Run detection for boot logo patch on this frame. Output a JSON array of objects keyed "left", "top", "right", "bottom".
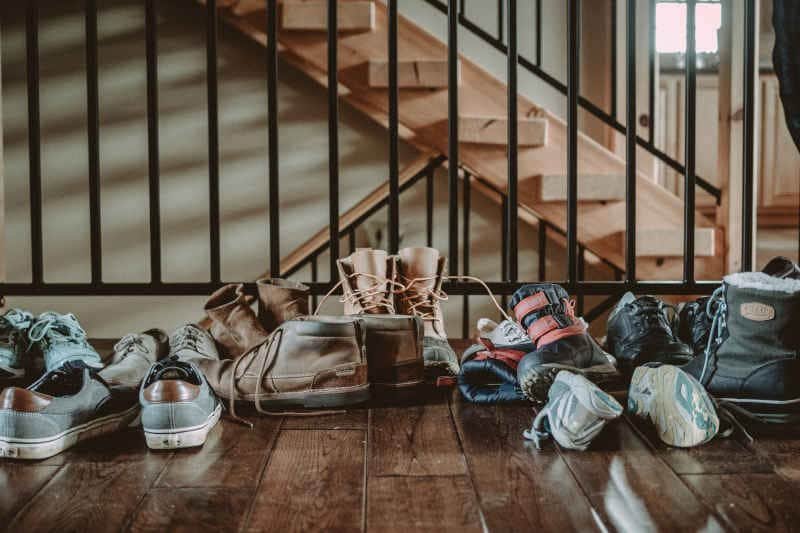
[{"left": 740, "top": 302, "right": 775, "bottom": 322}]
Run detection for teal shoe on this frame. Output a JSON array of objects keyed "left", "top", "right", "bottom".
[
  {"left": 28, "top": 312, "right": 103, "bottom": 371},
  {"left": 0, "top": 309, "right": 34, "bottom": 380}
]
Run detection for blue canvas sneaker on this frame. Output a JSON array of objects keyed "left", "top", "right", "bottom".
[
  {"left": 28, "top": 312, "right": 103, "bottom": 371},
  {"left": 0, "top": 309, "right": 34, "bottom": 380}
]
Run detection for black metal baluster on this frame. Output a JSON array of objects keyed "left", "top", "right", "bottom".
[
  {"left": 207, "top": 0, "right": 221, "bottom": 284},
  {"left": 648, "top": 0, "right": 656, "bottom": 144},
  {"left": 462, "top": 172, "right": 471, "bottom": 338},
  {"left": 501, "top": 195, "right": 508, "bottom": 280},
  {"left": 311, "top": 255, "right": 318, "bottom": 309},
  {"left": 577, "top": 246, "right": 585, "bottom": 315},
  {"left": 567, "top": 0, "right": 580, "bottom": 286},
  {"left": 349, "top": 228, "right": 356, "bottom": 254},
  {"left": 610, "top": 0, "right": 617, "bottom": 120},
  {"left": 535, "top": 0, "right": 542, "bottom": 67},
  {"left": 507, "top": 0, "right": 518, "bottom": 282},
  {"left": 538, "top": 221, "right": 546, "bottom": 281},
  {"left": 388, "top": 0, "right": 399, "bottom": 253},
  {"left": 448, "top": 0, "right": 459, "bottom": 273},
  {"left": 26, "top": 0, "right": 43, "bottom": 285},
  {"left": 741, "top": 0, "right": 756, "bottom": 271},
  {"left": 328, "top": 0, "right": 340, "bottom": 278},
  {"left": 497, "top": 0, "right": 504, "bottom": 43},
  {"left": 268, "top": 0, "right": 280, "bottom": 277},
  {"left": 683, "top": 0, "right": 696, "bottom": 283},
  {"left": 145, "top": 0, "right": 161, "bottom": 284},
  {"left": 625, "top": 0, "right": 636, "bottom": 283},
  {"left": 85, "top": 0, "right": 101, "bottom": 285}
]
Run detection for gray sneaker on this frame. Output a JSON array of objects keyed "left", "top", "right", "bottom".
[
  {"left": 139, "top": 325, "right": 222, "bottom": 450},
  {"left": 524, "top": 370, "right": 623, "bottom": 451},
  {"left": 28, "top": 312, "right": 103, "bottom": 371},
  {"left": 0, "top": 361, "right": 140, "bottom": 460},
  {"left": 0, "top": 309, "right": 34, "bottom": 381},
  {"left": 99, "top": 329, "right": 168, "bottom": 389}
]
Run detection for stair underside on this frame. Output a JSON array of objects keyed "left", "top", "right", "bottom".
[{"left": 218, "top": 0, "right": 723, "bottom": 280}]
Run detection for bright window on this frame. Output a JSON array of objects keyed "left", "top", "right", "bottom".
[{"left": 656, "top": 1, "right": 722, "bottom": 54}]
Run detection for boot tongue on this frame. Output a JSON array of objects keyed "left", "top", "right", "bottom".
[
  {"left": 399, "top": 247, "right": 440, "bottom": 289},
  {"left": 352, "top": 249, "right": 389, "bottom": 311}
]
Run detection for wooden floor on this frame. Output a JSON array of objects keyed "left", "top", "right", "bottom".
[{"left": 2, "top": 339, "right": 800, "bottom": 532}]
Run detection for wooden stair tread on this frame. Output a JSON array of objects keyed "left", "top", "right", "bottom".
[{"left": 212, "top": 0, "right": 722, "bottom": 279}]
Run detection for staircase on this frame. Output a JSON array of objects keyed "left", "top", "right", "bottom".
[{"left": 208, "top": 0, "right": 723, "bottom": 280}]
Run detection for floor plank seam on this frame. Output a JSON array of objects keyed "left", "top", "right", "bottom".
[
  {"left": 5, "top": 463, "right": 66, "bottom": 529},
  {"left": 445, "top": 391, "right": 490, "bottom": 533},
  {"left": 238, "top": 415, "right": 286, "bottom": 533},
  {"left": 122, "top": 452, "right": 175, "bottom": 532}
]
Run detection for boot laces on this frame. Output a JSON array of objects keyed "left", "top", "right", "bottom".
[
  {"left": 699, "top": 286, "right": 727, "bottom": 383},
  {"left": 397, "top": 274, "right": 511, "bottom": 325},
  {"left": 342, "top": 273, "right": 404, "bottom": 313},
  {"left": 28, "top": 312, "right": 88, "bottom": 348},
  {"left": 225, "top": 328, "right": 344, "bottom": 428},
  {"left": 0, "top": 309, "right": 32, "bottom": 348}
]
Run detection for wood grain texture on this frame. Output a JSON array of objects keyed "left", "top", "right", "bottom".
[
  {"left": 367, "top": 476, "right": 482, "bottom": 533},
  {"left": 559, "top": 418, "right": 725, "bottom": 531},
  {"left": 458, "top": 117, "right": 547, "bottom": 147},
  {"left": 367, "top": 59, "right": 454, "bottom": 89},
  {"left": 451, "top": 398, "right": 598, "bottom": 532},
  {"left": 130, "top": 488, "right": 253, "bottom": 532},
  {"left": 155, "top": 413, "right": 280, "bottom": 488},
  {"left": 281, "top": 1, "right": 375, "bottom": 31},
  {"left": 281, "top": 408, "right": 367, "bottom": 429},
  {"left": 245, "top": 429, "right": 364, "bottom": 532},
  {"left": 8, "top": 461, "right": 165, "bottom": 532},
  {"left": 683, "top": 473, "right": 800, "bottom": 532},
  {"left": 370, "top": 388, "right": 467, "bottom": 476},
  {"left": 0, "top": 464, "right": 60, "bottom": 524}
]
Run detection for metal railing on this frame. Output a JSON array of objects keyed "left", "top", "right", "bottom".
[{"left": 1, "top": 0, "right": 763, "bottom": 325}]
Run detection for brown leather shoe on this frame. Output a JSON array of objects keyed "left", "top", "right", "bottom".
[
  {"left": 395, "top": 247, "right": 459, "bottom": 378},
  {"left": 256, "top": 278, "right": 310, "bottom": 332},
  {"left": 335, "top": 249, "right": 424, "bottom": 389},
  {"left": 198, "top": 317, "right": 370, "bottom": 413},
  {"left": 204, "top": 284, "right": 269, "bottom": 359}
]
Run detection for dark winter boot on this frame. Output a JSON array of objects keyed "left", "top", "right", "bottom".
[
  {"left": 606, "top": 292, "right": 693, "bottom": 374},
  {"left": 511, "top": 283, "right": 619, "bottom": 404},
  {"left": 762, "top": 256, "right": 800, "bottom": 280},
  {"left": 683, "top": 272, "right": 800, "bottom": 425}
]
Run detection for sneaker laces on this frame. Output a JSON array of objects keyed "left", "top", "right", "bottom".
[
  {"left": 699, "top": 286, "right": 727, "bottom": 384},
  {"left": 112, "top": 334, "right": 152, "bottom": 364},
  {"left": 28, "top": 312, "right": 88, "bottom": 348},
  {"left": 225, "top": 328, "right": 344, "bottom": 428},
  {"left": 0, "top": 309, "right": 32, "bottom": 348},
  {"left": 171, "top": 325, "right": 212, "bottom": 359}
]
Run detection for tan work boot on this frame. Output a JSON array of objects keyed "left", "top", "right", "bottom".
[
  {"left": 198, "top": 317, "right": 370, "bottom": 417},
  {"left": 395, "top": 247, "right": 459, "bottom": 378},
  {"left": 256, "top": 278, "right": 310, "bottom": 332},
  {"left": 204, "top": 284, "right": 269, "bottom": 359},
  {"left": 335, "top": 249, "right": 424, "bottom": 389}
]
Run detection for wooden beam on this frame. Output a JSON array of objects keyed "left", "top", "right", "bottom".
[
  {"left": 636, "top": 228, "right": 716, "bottom": 257},
  {"left": 458, "top": 117, "right": 547, "bottom": 146},
  {"left": 281, "top": 1, "right": 375, "bottom": 32},
  {"left": 367, "top": 59, "right": 455, "bottom": 89},
  {"left": 537, "top": 174, "right": 625, "bottom": 202}
]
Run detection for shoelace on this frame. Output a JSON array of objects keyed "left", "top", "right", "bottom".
[
  {"left": 497, "top": 320, "right": 528, "bottom": 345},
  {"left": 171, "top": 326, "right": 211, "bottom": 358},
  {"left": 699, "top": 286, "right": 727, "bottom": 384},
  {"left": 0, "top": 310, "right": 32, "bottom": 349},
  {"left": 112, "top": 334, "right": 152, "bottom": 364},
  {"left": 315, "top": 273, "right": 406, "bottom": 315},
  {"left": 225, "top": 328, "right": 343, "bottom": 428},
  {"left": 28, "top": 312, "right": 88, "bottom": 347},
  {"left": 399, "top": 274, "right": 511, "bottom": 321}
]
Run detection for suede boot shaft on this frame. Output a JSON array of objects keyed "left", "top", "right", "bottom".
[
  {"left": 256, "top": 278, "right": 310, "bottom": 332},
  {"left": 204, "top": 284, "right": 269, "bottom": 358}
]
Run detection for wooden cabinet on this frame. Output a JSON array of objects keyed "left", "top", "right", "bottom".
[{"left": 760, "top": 76, "right": 800, "bottom": 208}]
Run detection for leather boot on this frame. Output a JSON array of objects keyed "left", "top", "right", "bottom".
[
  {"left": 336, "top": 249, "right": 424, "bottom": 389},
  {"left": 683, "top": 272, "right": 800, "bottom": 425},
  {"left": 256, "top": 278, "right": 310, "bottom": 332},
  {"left": 511, "top": 283, "right": 619, "bottom": 404},
  {"left": 395, "top": 247, "right": 458, "bottom": 379},
  {"left": 204, "top": 284, "right": 269, "bottom": 359},
  {"left": 198, "top": 317, "right": 370, "bottom": 414}
]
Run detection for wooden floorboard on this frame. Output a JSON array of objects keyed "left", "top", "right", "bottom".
[{"left": 3, "top": 339, "right": 800, "bottom": 531}]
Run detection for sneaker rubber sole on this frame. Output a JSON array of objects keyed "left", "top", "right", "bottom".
[
  {"left": 628, "top": 365, "right": 719, "bottom": 447},
  {"left": 519, "top": 362, "right": 619, "bottom": 404},
  {"left": 0, "top": 404, "right": 140, "bottom": 460},
  {"left": 144, "top": 403, "right": 222, "bottom": 450}
]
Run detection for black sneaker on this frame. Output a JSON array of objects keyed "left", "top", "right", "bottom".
[
  {"left": 605, "top": 292, "right": 693, "bottom": 375},
  {"left": 675, "top": 296, "right": 716, "bottom": 357}
]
